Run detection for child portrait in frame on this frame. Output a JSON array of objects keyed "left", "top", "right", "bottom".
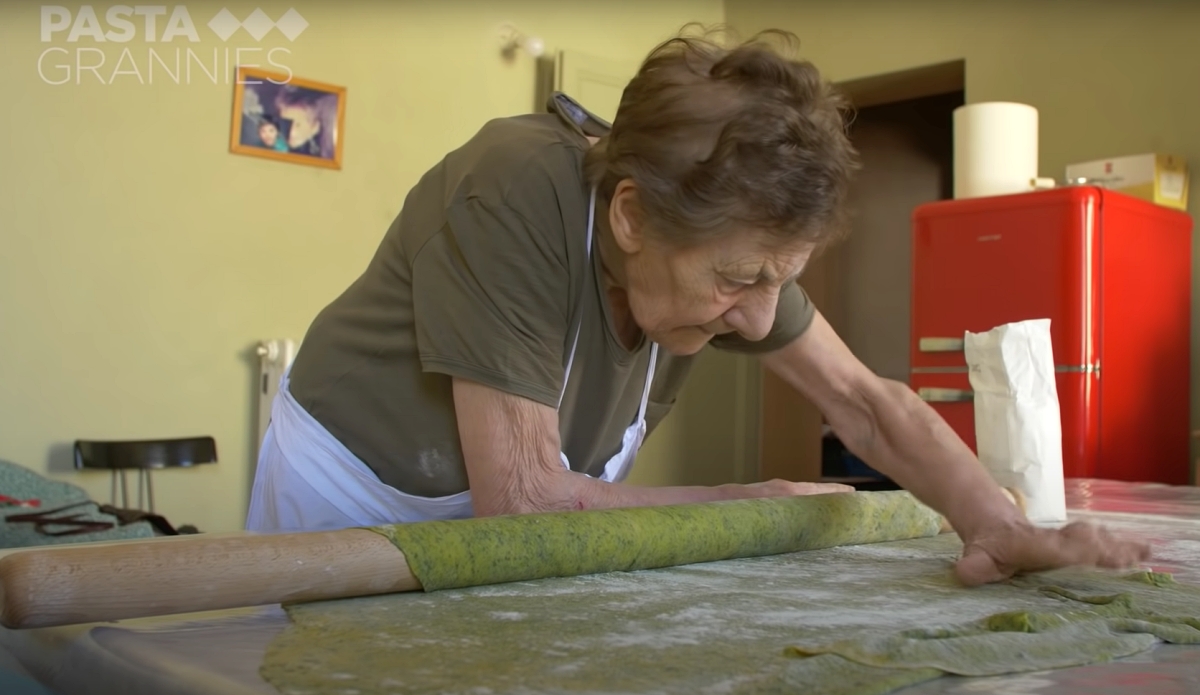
[{"left": 230, "top": 67, "right": 346, "bottom": 170}]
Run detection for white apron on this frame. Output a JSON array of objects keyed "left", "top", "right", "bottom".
[{"left": 245, "top": 188, "right": 660, "bottom": 533}]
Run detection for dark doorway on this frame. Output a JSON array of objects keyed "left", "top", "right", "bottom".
[{"left": 760, "top": 77, "right": 963, "bottom": 489}]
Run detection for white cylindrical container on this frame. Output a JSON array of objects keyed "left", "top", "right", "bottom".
[{"left": 953, "top": 102, "right": 1043, "bottom": 199}]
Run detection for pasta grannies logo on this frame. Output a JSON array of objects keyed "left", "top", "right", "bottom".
[{"left": 37, "top": 5, "right": 309, "bottom": 85}]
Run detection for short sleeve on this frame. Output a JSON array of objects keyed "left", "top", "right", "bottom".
[
  {"left": 412, "top": 196, "right": 571, "bottom": 407},
  {"left": 709, "top": 281, "right": 816, "bottom": 354}
]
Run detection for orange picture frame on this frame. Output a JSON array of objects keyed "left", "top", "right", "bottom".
[{"left": 229, "top": 66, "right": 346, "bottom": 170}]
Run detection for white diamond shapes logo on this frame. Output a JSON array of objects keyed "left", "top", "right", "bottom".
[
  {"left": 207, "top": 9, "right": 241, "bottom": 41},
  {"left": 207, "top": 8, "right": 309, "bottom": 42},
  {"left": 275, "top": 9, "right": 309, "bottom": 41},
  {"left": 240, "top": 9, "right": 275, "bottom": 41}
]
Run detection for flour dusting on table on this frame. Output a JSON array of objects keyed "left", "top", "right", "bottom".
[{"left": 260, "top": 530, "right": 1200, "bottom": 695}]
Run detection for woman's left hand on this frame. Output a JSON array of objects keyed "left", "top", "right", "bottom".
[{"left": 955, "top": 519, "right": 1152, "bottom": 586}]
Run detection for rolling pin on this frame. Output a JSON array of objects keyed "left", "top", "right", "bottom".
[
  {"left": 0, "top": 529, "right": 417, "bottom": 629},
  {"left": 0, "top": 489, "right": 1025, "bottom": 630}
]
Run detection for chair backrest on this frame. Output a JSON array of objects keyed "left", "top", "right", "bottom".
[{"left": 73, "top": 437, "right": 218, "bottom": 470}]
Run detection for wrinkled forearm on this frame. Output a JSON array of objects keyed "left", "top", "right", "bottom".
[
  {"left": 758, "top": 315, "right": 1023, "bottom": 543},
  {"left": 841, "top": 378, "right": 1022, "bottom": 541},
  {"left": 472, "top": 463, "right": 580, "bottom": 517},
  {"left": 571, "top": 475, "right": 756, "bottom": 510},
  {"left": 453, "top": 375, "right": 830, "bottom": 520},
  {"left": 475, "top": 467, "right": 796, "bottom": 517},
  {"left": 469, "top": 460, "right": 725, "bottom": 517}
]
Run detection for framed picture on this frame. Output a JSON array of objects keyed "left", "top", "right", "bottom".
[{"left": 229, "top": 66, "right": 346, "bottom": 170}]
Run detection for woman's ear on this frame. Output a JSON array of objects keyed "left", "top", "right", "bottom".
[{"left": 608, "top": 180, "right": 645, "bottom": 254}]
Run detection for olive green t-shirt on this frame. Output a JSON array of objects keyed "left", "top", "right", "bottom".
[{"left": 287, "top": 93, "right": 817, "bottom": 497}]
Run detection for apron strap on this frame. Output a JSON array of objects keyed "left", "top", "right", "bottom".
[
  {"left": 560, "top": 185, "right": 660, "bottom": 426},
  {"left": 636, "top": 343, "right": 659, "bottom": 423}
]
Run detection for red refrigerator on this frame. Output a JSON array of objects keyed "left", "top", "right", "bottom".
[{"left": 910, "top": 186, "right": 1192, "bottom": 485}]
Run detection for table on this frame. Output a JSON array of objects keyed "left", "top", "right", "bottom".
[
  {"left": 1, "top": 479, "right": 1198, "bottom": 695},
  {"left": 901, "top": 479, "right": 1200, "bottom": 695}
]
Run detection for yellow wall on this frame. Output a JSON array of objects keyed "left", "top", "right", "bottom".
[
  {"left": 728, "top": 0, "right": 1200, "bottom": 474},
  {"left": 9, "top": 0, "right": 1192, "bottom": 536},
  {"left": 0, "top": 0, "right": 722, "bottom": 532}
]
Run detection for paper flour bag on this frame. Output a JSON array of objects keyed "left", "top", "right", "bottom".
[{"left": 963, "top": 319, "right": 1067, "bottom": 524}]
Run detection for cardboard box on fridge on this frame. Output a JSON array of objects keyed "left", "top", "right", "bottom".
[{"left": 1066, "top": 153, "right": 1189, "bottom": 210}]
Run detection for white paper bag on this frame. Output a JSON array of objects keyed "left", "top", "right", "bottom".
[{"left": 963, "top": 319, "right": 1067, "bottom": 524}]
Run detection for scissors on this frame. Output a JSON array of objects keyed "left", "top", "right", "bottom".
[{"left": 6, "top": 501, "right": 115, "bottom": 537}]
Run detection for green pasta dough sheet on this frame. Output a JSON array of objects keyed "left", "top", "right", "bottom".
[
  {"left": 259, "top": 496, "right": 1200, "bottom": 695},
  {"left": 747, "top": 655, "right": 944, "bottom": 695},
  {"left": 783, "top": 570, "right": 1200, "bottom": 686},
  {"left": 369, "top": 490, "right": 944, "bottom": 591}
]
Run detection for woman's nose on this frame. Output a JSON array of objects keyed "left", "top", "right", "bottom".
[{"left": 725, "top": 295, "right": 777, "bottom": 342}]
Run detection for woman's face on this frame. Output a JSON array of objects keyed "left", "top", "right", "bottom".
[{"left": 607, "top": 184, "right": 814, "bottom": 356}]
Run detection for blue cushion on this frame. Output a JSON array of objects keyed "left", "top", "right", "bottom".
[{"left": 0, "top": 459, "right": 156, "bottom": 548}]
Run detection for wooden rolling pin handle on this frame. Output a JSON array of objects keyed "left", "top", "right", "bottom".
[{"left": 0, "top": 529, "right": 421, "bottom": 630}]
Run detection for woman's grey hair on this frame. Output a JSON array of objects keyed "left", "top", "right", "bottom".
[{"left": 584, "top": 25, "right": 860, "bottom": 248}]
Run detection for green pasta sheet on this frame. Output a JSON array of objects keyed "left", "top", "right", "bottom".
[
  {"left": 739, "top": 655, "right": 944, "bottom": 695},
  {"left": 784, "top": 570, "right": 1200, "bottom": 682},
  {"left": 368, "top": 490, "right": 944, "bottom": 591},
  {"left": 259, "top": 530, "right": 1200, "bottom": 695}
]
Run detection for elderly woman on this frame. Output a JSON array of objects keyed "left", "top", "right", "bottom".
[{"left": 247, "top": 30, "right": 1148, "bottom": 586}]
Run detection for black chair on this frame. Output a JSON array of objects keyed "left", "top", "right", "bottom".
[{"left": 73, "top": 437, "right": 218, "bottom": 513}]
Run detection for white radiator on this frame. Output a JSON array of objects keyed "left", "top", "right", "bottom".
[{"left": 254, "top": 338, "right": 297, "bottom": 460}]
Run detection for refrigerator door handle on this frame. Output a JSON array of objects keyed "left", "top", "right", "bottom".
[
  {"left": 917, "top": 387, "right": 974, "bottom": 403},
  {"left": 918, "top": 337, "right": 965, "bottom": 353}
]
